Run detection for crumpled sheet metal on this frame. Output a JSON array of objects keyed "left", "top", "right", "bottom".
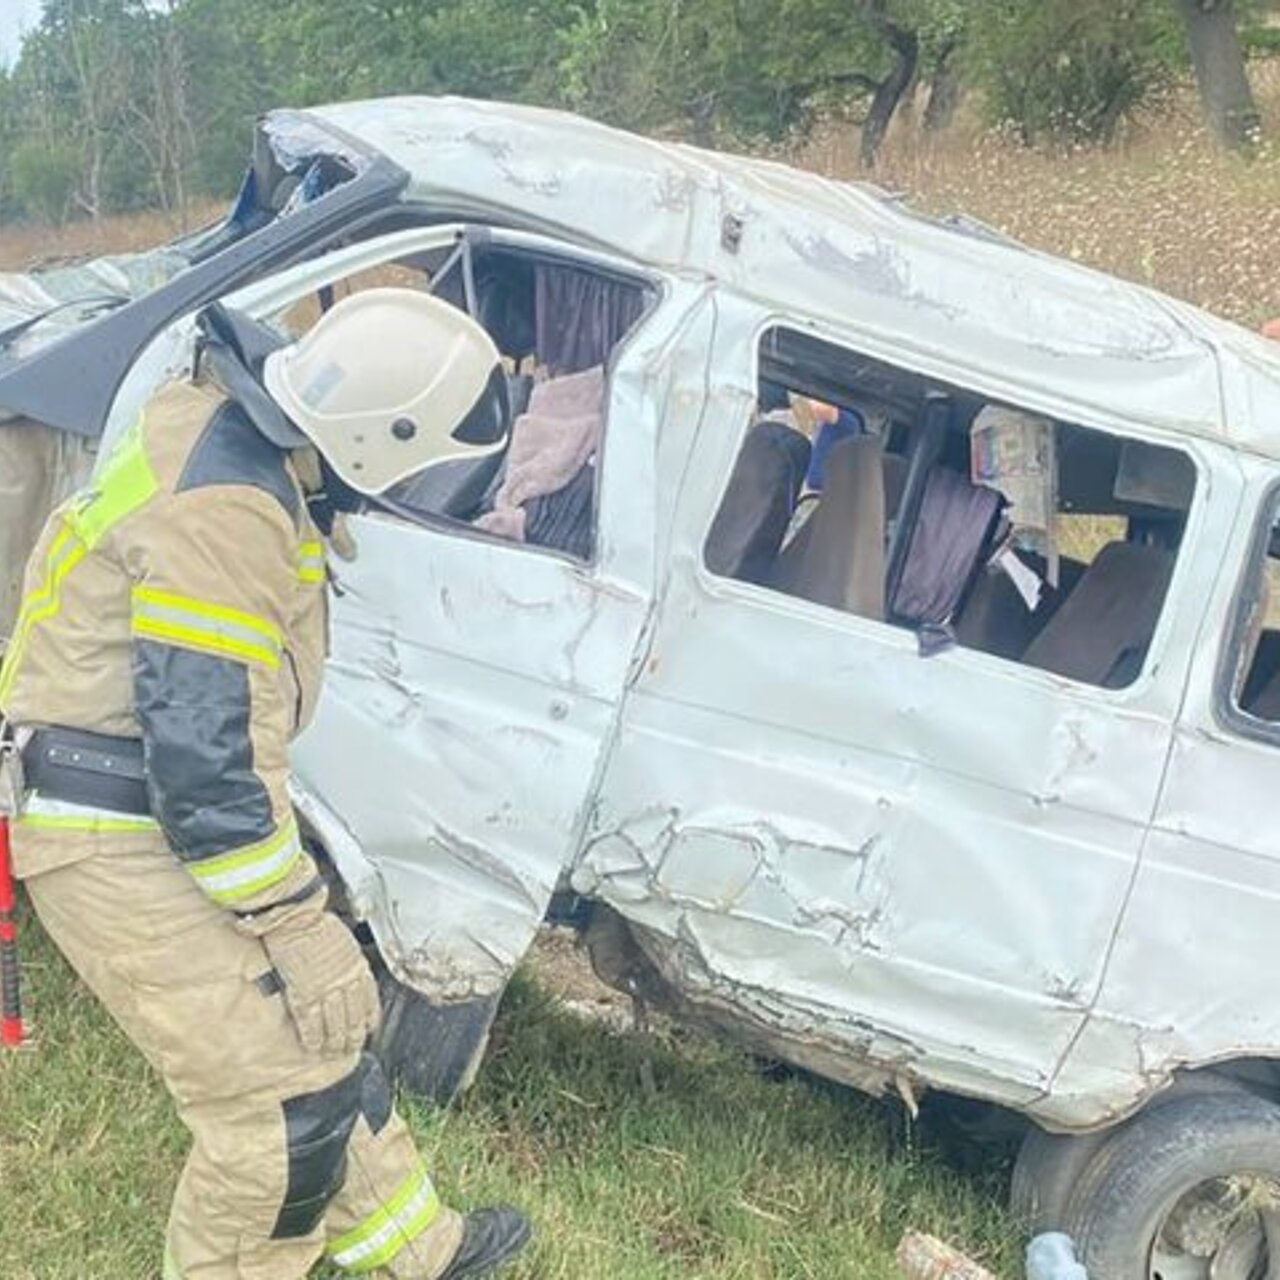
[
  {"left": 292, "top": 521, "right": 639, "bottom": 1000},
  {"left": 1037, "top": 455, "right": 1280, "bottom": 1130},
  {"left": 574, "top": 287, "right": 1245, "bottom": 1131},
  {"left": 288, "top": 280, "right": 712, "bottom": 1003},
  {"left": 0, "top": 248, "right": 188, "bottom": 389},
  {"left": 302, "top": 95, "right": 1276, "bottom": 455},
  {"left": 264, "top": 110, "right": 372, "bottom": 180}
]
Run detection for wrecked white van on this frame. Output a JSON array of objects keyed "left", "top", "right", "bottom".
[{"left": 4, "top": 98, "right": 1280, "bottom": 1277}]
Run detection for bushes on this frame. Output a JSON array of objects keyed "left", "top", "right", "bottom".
[
  {"left": 8, "top": 138, "right": 81, "bottom": 226},
  {"left": 0, "top": 0, "right": 1269, "bottom": 226},
  {"left": 966, "top": 0, "right": 1183, "bottom": 144}
]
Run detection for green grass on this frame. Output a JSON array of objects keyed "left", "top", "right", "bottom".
[{"left": 0, "top": 908, "right": 1023, "bottom": 1279}]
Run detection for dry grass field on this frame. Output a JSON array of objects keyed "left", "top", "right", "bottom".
[
  {"left": 799, "top": 64, "right": 1280, "bottom": 330},
  {"left": 4, "top": 71, "right": 1280, "bottom": 332}
]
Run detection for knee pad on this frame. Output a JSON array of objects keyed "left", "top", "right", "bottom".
[{"left": 272, "top": 1052, "right": 385, "bottom": 1239}]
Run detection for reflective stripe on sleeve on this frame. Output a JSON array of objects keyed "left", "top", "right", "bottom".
[
  {"left": 132, "top": 586, "right": 282, "bottom": 669},
  {"left": 297, "top": 540, "right": 326, "bottom": 585},
  {"left": 328, "top": 1163, "right": 442, "bottom": 1273},
  {"left": 0, "top": 524, "right": 88, "bottom": 703},
  {"left": 64, "top": 418, "right": 158, "bottom": 550},
  {"left": 186, "top": 818, "right": 303, "bottom": 906},
  {"left": 0, "top": 418, "right": 157, "bottom": 703},
  {"left": 18, "top": 794, "right": 158, "bottom": 835}
]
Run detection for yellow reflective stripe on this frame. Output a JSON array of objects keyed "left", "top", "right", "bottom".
[
  {"left": 163, "top": 1245, "right": 183, "bottom": 1280},
  {"left": 64, "top": 417, "right": 157, "bottom": 550},
  {"left": 18, "top": 814, "right": 158, "bottom": 834},
  {"left": 18, "top": 796, "right": 158, "bottom": 835},
  {"left": 0, "top": 419, "right": 156, "bottom": 702},
  {"left": 132, "top": 586, "right": 282, "bottom": 669},
  {"left": 187, "top": 819, "right": 302, "bottom": 905},
  {"left": 329, "top": 1164, "right": 442, "bottom": 1273},
  {"left": 297, "top": 541, "right": 326, "bottom": 584},
  {"left": 0, "top": 524, "right": 88, "bottom": 703}
]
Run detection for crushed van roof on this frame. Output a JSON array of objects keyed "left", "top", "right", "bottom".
[{"left": 305, "top": 95, "right": 1280, "bottom": 460}]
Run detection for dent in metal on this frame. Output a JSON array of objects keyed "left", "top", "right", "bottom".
[{"left": 6, "top": 96, "right": 1280, "bottom": 1133}]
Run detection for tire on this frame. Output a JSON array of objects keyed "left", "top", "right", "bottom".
[
  {"left": 1011, "top": 1126, "right": 1113, "bottom": 1232},
  {"left": 1011, "top": 1074, "right": 1252, "bottom": 1232},
  {"left": 1061, "top": 1092, "right": 1280, "bottom": 1280},
  {"left": 373, "top": 971, "right": 502, "bottom": 1105}
]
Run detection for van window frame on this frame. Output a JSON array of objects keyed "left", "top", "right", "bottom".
[
  {"left": 1216, "top": 478, "right": 1280, "bottom": 746},
  {"left": 244, "top": 222, "right": 662, "bottom": 572},
  {"left": 695, "top": 315, "right": 1204, "bottom": 700}
]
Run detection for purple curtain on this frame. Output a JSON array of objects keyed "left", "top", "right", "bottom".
[{"left": 534, "top": 263, "right": 645, "bottom": 374}]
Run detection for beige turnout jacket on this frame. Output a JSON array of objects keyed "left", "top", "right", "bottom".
[{"left": 0, "top": 378, "right": 328, "bottom": 908}]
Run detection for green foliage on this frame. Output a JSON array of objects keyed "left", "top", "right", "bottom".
[
  {"left": 1242, "top": 23, "right": 1280, "bottom": 57},
  {"left": 0, "top": 0, "right": 1263, "bottom": 222},
  {"left": 8, "top": 137, "right": 81, "bottom": 225},
  {"left": 175, "top": 0, "right": 281, "bottom": 197},
  {"left": 965, "top": 0, "right": 1183, "bottom": 143}
]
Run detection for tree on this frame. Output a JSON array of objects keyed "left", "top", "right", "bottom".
[
  {"left": 37, "top": 0, "right": 143, "bottom": 219},
  {"left": 1175, "top": 0, "right": 1262, "bottom": 149},
  {"left": 858, "top": 1, "right": 920, "bottom": 166},
  {"left": 967, "top": 0, "right": 1180, "bottom": 145},
  {"left": 9, "top": 137, "right": 80, "bottom": 224}
]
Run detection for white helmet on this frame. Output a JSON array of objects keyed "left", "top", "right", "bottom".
[{"left": 262, "top": 287, "right": 507, "bottom": 495}]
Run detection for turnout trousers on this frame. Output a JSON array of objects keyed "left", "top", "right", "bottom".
[{"left": 17, "top": 822, "right": 465, "bottom": 1280}]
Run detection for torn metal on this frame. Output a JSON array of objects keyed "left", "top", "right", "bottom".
[{"left": 2, "top": 97, "right": 1280, "bottom": 1135}]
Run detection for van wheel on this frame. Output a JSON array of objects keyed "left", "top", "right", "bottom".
[
  {"left": 1011, "top": 1126, "right": 1113, "bottom": 1230},
  {"left": 1061, "top": 1093, "right": 1280, "bottom": 1280},
  {"left": 1011, "top": 1076, "right": 1250, "bottom": 1230}
]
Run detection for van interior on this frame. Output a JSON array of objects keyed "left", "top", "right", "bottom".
[
  {"left": 705, "top": 326, "right": 1197, "bottom": 691},
  {"left": 269, "top": 233, "right": 651, "bottom": 563}
]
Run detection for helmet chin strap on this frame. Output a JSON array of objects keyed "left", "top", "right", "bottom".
[{"left": 303, "top": 452, "right": 366, "bottom": 533}]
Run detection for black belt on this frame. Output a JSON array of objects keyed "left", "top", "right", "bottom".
[{"left": 22, "top": 726, "right": 150, "bottom": 817}]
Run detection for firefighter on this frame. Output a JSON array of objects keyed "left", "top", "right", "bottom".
[{"left": 0, "top": 288, "right": 530, "bottom": 1279}]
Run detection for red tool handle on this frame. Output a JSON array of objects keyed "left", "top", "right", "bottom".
[{"left": 0, "top": 816, "right": 24, "bottom": 1047}]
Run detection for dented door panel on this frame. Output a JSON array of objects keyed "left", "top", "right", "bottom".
[
  {"left": 291, "top": 276, "right": 716, "bottom": 1000},
  {"left": 1056, "top": 451, "right": 1266, "bottom": 1129},
  {"left": 579, "top": 292, "right": 1206, "bottom": 1115}
]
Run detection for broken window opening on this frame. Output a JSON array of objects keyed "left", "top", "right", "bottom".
[
  {"left": 704, "top": 326, "right": 1196, "bottom": 691},
  {"left": 270, "top": 238, "right": 651, "bottom": 564},
  {"left": 1224, "top": 493, "right": 1280, "bottom": 731}
]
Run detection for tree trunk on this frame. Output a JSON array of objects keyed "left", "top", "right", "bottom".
[
  {"left": 1175, "top": 0, "right": 1261, "bottom": 149},
  {"left": 860, "top": 15, "right": 919, "bottom": 168},
  {"left": 923, "top": 40, "right": 962, "bottom": 133},
  {"left": 687, "top": 91, "right": 716, "bottom": 148}
]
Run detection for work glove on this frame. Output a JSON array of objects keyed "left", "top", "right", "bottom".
[{"left": 258, "top": 909, "right": 381, "bottom": 1056}]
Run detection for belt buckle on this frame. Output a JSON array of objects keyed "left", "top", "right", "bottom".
[{"left": 0, "top": 723, "right": 27, "bottom": 819}]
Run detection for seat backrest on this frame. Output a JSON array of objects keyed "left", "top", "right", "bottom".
[
  {"left": 705, "top": 420, "right": 811, "bottom": 585},
  {"left": 1022, "top": 541, "right": 1175, "bottom": 688},
  {"left": 770, "top": 434, "right": 888, "bottom": 619},
  {"left": 954, "top": 555, "right": 1087, "bottom": 662}
]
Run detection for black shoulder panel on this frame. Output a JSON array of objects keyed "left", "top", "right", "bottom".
[{"left": 177, "top": 400, "right": 299, "bottom": 523}]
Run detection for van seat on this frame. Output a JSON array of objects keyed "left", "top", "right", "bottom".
[
  {"left": 771, "top": 435, "right": 888, "bottom": 619},
  {"left": 705, "top": 420, "right": 811, "bottom": 586},
  {"left": 955, "top": 556, "right": 1087, "bottom": 662},
  {"left": 1022, "top": 541, "right": 1175, "bottom": 688}
]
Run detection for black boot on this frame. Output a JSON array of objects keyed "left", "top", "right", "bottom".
[{"left": 437, "top": 1206, "right": 531, "bottom": 1279}]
